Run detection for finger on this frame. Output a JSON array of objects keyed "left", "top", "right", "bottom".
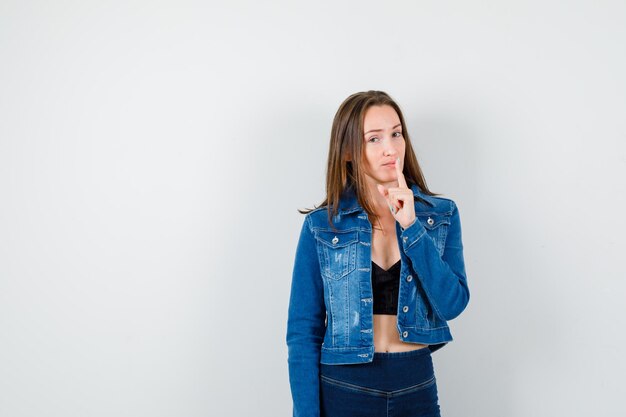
[
  {"left": 393, "top": 195, "right": 403, "bottom": 210},
  {"left": 395, "top": 157, "right": 408, "bottom": 189},
  {"left": 378, "top": 184, "right": 398, "bottom": 215},
  {"left": 387, "top": 189, "right": 400, "bottom": 206},
  {"left": 388, "top": 195, "right": 402, "bottom": 213},
  {"left": 388, "top": 188, "right": 412, "bottom": 208}
]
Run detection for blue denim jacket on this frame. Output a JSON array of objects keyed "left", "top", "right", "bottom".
[{"left": 286, "top": 183, "right": 469, "bottom": 417}]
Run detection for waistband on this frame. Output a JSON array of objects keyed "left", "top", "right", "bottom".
[
  {"left": 320, "top": 347, "right": 434, "bottom": 392},
  {"left": 372, "top": 347, "right": 431, "bottom": 360}
]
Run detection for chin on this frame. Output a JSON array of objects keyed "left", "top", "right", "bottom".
[{"left": 379, "top": 174, "right": 397, "bottom": 182}]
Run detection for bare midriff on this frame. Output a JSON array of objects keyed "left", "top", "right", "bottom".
[{"left": 373, "top": 314, "right": 427, "bottom": 353}]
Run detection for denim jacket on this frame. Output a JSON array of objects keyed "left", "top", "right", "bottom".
[{"left": 286, "top": 182, "right": 469, "bottom": 417}]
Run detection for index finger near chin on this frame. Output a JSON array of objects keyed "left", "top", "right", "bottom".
[{"left": 395, "top": 158, "right": 408, "bottom": 188}]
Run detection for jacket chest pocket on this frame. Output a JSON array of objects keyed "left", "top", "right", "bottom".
[
  {"left": 314, "top": 230, "right": 358, "bottom": 280},
  {"left": 417, "top": 214, "right": 451, "bottom": 256}
]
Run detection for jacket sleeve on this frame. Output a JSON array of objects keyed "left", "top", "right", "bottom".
[
  {"left": 286, "top": 214, "right": 326, "bottom": 417},
  {"left": 400, "top": 200, "right": 470, "bottom": 321}
]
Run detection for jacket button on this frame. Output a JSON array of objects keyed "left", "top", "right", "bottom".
[
  {"left": 332, "top": 236, "right": 338, "bottom": 245},
  {"left": 402, "top": 306, "right": 409, "bottom": 313},
  {"left": 402, "top": 236, "right": 408, "bottom": 243},
  {"left": 427, "top": 217, "right": 434, "bottom": 225},
  {"left": 402, "top": 331, "right": 408, "bottom": 338},
  {"left": 406, "top": 275, "right": 412, "bottom": 282}
]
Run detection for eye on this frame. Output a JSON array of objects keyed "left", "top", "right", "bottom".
[
  {"left": 393, "top": 131, "right": 403, "bottom": 138},
  {"left": 367, "top": 136, "right": 379, "bottom": 143}
]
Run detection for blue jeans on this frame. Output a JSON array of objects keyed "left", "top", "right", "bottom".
[{"left": 319, "top": 348, "right": 441, "bottom": 417}]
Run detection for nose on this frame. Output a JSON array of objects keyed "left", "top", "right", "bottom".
[{"left": 383, "top": 137, "right": 398, "bottom": 156}]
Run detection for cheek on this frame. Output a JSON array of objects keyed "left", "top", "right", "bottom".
[
  {"left": 398, "top": 141, "right": 406, "bottom": 155},
  {"left": 363, "top": 149, "right": 376, "bottom": 169}
]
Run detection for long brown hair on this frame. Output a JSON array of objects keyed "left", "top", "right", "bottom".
[{"left": 299, "top": 90, "right": 440, "bottom": 229}]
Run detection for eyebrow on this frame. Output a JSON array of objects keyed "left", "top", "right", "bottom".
[{"left": 364, "top": 123, "right": 402, "bottom": 135}]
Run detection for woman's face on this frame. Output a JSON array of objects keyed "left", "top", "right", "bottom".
[{"left": 361, "top": 105, "right": 406, "bottom": 186}]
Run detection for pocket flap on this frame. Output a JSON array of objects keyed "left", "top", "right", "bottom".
[
  {"left": 315, "top": 230, "right": 358, "bottom": 248},
  {"left": 417, "top": 214, "right": 451, "bottom": 230}
]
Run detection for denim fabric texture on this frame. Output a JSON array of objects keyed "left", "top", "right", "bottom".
[
  {"left": 320, "top": 348, "right": 440, "bottom": 417},
  {"left": 286, "top": 182, "right": 469, "bottom": 417}
]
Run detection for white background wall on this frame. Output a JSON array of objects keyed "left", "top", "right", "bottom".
[{"left": 1, "top": 1, "right": 625, "bottom": 416}]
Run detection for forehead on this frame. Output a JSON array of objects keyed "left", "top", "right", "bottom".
[{"left": 363, "top": 105, "right": 400, "bottom": 130}]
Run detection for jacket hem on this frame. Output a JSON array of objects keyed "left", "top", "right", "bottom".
[
  {"left": 320, "top": 346, "right": 375, "bottom": 364},
  {"left": 402, "top": 326, "right": 453, "bottom": 344}
]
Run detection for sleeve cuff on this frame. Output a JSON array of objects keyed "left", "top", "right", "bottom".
[
  {"left": 400, "top": 217, "right": 427, "bottom": 249},
  {"left": 400, "top": 218, "right": 417, "bottom": 231}
]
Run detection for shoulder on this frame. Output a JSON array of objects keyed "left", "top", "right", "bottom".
[
  {"left": 415, "top": 193, "right": 458, "bottom": 215},
  {"left": 305, "top": 205, "right": 361, "bottom": 232},
  {"left": 306, "top": 206, "right": 328, "bottom": 228},
  {"left": 302, "top": 206, "right": 331, "bottom": 229}
]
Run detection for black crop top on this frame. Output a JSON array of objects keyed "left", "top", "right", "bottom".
[{"left": 371, "top": 259, "right": 401, "bottom": 315}]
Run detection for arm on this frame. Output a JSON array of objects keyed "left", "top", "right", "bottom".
[
  {"left": 286, "top": 215, "right": 326, "bottom": 417},
  {"left": 400, "top": 200, "right": 470, "bottom": 321}
]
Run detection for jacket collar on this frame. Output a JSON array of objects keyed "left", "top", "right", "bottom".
[{"left": 337, "top": 182, "right": 434, "bottom": 214}]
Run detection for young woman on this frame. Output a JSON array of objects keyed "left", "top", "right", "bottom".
[{"left": 286, "top": 91, "right": 470, "bottom": 417}]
